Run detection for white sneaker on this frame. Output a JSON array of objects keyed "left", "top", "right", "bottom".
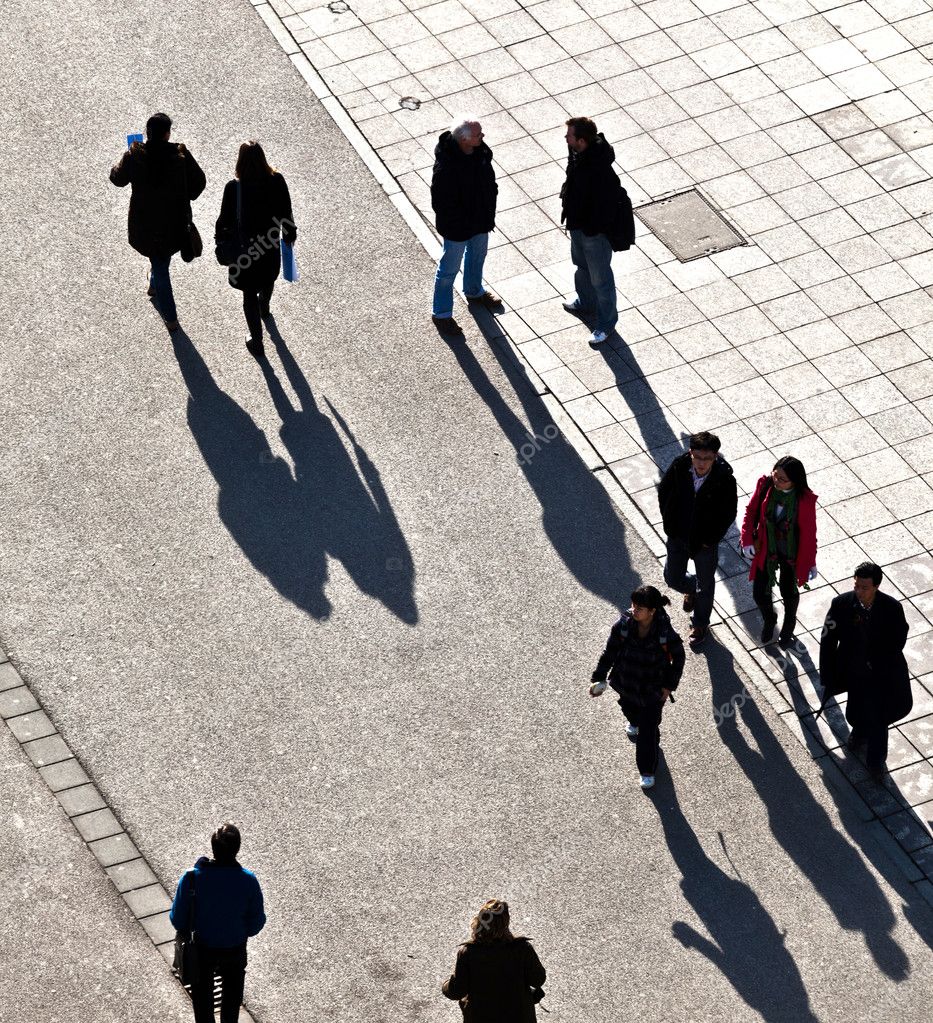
[
  {"left": 589, "top": 330, "right": 608, "bottom": 348},
  {"left": 626, "top": 723, "right": 639, "bottom": 740},
  {"left": 640, "top": 774, "right": 655, "bottom": 790},
  {"left": 589, "top": 679, "right": 608, "bottom": 697}
]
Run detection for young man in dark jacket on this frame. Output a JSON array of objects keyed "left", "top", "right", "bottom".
[
  {"left": 110, "top": 112, "right": 206, "bottom": 332},
  {"left": 430, "top": 117, "right": 500, "bottom": 335},
  {"left": 560, "top": 116, "right": 624, "bottom": 348},
  {"left": 170, "top": 823, "right": 266, "bottom": 1023},
  {"left": 657, "top": 432, "right": 738, "bottom": 649},
  {"left": 819, "top": 563, "right": 912, "bottom": 780}
]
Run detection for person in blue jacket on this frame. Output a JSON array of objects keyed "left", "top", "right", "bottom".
[{"left": 170, "top": 823, "right": 266, "bottom": 1023}]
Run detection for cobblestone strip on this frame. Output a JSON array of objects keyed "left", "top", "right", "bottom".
[
  {"left": 0, "top": 649, "right": 256, "bottom": 1022},
  {"left": 245, "top": 0, "right": 933, "bottom": 905}
]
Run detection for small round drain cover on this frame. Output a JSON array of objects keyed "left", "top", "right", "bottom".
[
  {"left": 399, "top": 96, "right": 421, "bottom": 110},
  {"left": 328, "top": 1, "right": 350, "bottom": 12}
]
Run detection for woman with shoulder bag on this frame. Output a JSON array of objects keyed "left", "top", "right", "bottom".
[
  {"left": 442, "top": 900, "right": 546, "bottom": 1022},
  {"left": 589, "top": 585, "right": 686, "bottom": 790},
  {"left": 215, "top": 141, "right": 297, "bottom": 359},
  {"left": 740, "top": 455, "right": 818, "bottom": 647}
]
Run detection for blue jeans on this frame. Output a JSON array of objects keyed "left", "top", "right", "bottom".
[
  {"left": 664, "top": 536, "right": 719, "bottom": 629},
  {"left": 149, "top": 254, "right": 177, "bottom": 322},
  {"left": 569, "top": 229, "right": 617, "bottom": 334},
  {"left": 432, "top": 233, "right": 489, "bottom": 318}
]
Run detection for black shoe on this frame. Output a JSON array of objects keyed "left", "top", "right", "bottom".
[
  {"left": 689, "top": 625, "right": 708, "bottom": 649},
  {"left": 245, "top": 336, "right": 265, "bottom": 359},
  {"left": 846, "top": 730, "right": 864, "bottom": 753},
  {"left": 432, "top": 315, "right": 463, "bottom": 335},
  {"left": 760, "top": 616, "right": 777, "bottom": 644},
  {"left": 778, "top": 631, "right": 794, "bottom": 648},
  {"left": 683, "top": 591, "right": 696, "bottom": 614}
]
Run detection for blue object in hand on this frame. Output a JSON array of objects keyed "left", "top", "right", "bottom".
[
  {"left": 281, "top": 240, "right": 299, "bottom": 283},
  {"left": 127, "top": 132, "right": 144, "bottom": 149}
]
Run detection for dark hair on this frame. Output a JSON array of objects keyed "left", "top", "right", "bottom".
[
  {"left": 565, "top": 116, "right": 597, "bottom": 144},
  {"left": 236, "top": 140, "right": 276, "bottom": 181},
  {"left": 854, "top": 562, "right": 883, "bottom": 586},
  {"left": 211, "top": 822, "right": 241, "bottom": 863},
  {"left": 631, "top": 585, "right": 670, "bottom": 611},
  {"left": 146, "top": 112, "right": 172, "bottom": 141},
  {"left": 689, "top": 431, "right": 721, "bottom": 453},
  {"left": 772, "top": 455, "right": 809, "bottom": 493}
]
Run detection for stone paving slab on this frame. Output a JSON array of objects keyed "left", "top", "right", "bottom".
[{"left": 251, "top": 0, "right": 933, "bottom": 882}]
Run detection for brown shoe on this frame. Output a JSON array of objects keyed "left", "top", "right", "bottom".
[
  {"left": 683, "top": 591, "right": 696, "bottom": 613},
  {"left": 689, "top": 625, "right": 708, "bottom": 649},
  {"left": 432, "top": 315, "right": 463, "bottom": 335},
  {"left": 467, "top": 290, "right": 503, "bottom": 310}
]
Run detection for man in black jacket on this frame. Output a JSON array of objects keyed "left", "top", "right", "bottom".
[
  {"left": 430, "top": 117, "right": 500, "bottom": 336},
  {"left": 820, "top": 563, "right": 912, "bottom": 780},
  {"left": 657, "top": 432, "right": 737, "bottom": 649},
  {"left": 110, "top": 112, "right": 206, "bottom": 333},
  {"left": 560, "top": 116, "right": 623, "bottom": 348}
]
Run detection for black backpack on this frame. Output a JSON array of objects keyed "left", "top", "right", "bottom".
[{"left": 607, "top": 184, "right": 636, "bottom": 252}]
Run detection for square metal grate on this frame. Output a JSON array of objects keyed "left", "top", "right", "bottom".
[{"left": 635, "top": 189, "right": 745, "bottom": 262}]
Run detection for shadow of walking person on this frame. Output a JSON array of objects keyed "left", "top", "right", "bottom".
[
  {"left": 654, "top": 777, "right": 821, "bottom": 1023},
  {"left": 703, "top": 640, "right": 912, "bottom": 981},
  {"left": 171, "top": 328, "right": 416, "bottom": 624},
  {"left": 442, "top": 334, "right": 640, "bottom": 613},
  {"left": 264, "top": 318, "right": 417, "bottom": 626}
]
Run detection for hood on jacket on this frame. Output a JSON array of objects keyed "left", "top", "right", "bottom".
[{"left": 571, "top": 132, "right": 616, "bottom": 166}]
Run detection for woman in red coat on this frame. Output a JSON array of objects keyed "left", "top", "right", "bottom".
[{"left": 740, "top": 456, "right": 817, "bottom": 646}]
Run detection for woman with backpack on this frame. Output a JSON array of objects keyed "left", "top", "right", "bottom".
[
  {"left": 740, "top": 455, "right": 818, "bottom": 647},
  {"left": 442, "top": 900, "right": 546, "bottom": 1022},
  {"left": 215, "top": 141, "right": 296, "bottom": 359},
  {"left": 589, "top": 585, "right": 685, "bottom": 790}
]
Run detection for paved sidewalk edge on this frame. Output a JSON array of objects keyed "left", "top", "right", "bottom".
[
  {"left": 241, "top": 0, "right": 933, "bottom": 906},
  {"left": 0, "top": 652, "right": 257, "bottom": 1023}
]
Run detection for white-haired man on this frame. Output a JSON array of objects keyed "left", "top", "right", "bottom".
[{"left": 430, "top": 117, "right": 501, "bottom": 335}]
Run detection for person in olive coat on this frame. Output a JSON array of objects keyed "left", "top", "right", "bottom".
[
  {"left": 110, "top": 112, "right": 206, "bottom": 332},
  {"left": 657, "top": 431, "right": 737, "bottom": 649},
  {"left": 442, "top": 900, "right": 546, "bottom": 1022},
  {"left": 819, "top": 562, "right": 912, "bottom": 780},
  {"left": 430, "top": 117, "right": 500, "bottom": 335},
  {"left": 215, "top": 141, "right": 296, "bottom": 359}
]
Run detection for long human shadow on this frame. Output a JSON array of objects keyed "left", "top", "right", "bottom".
[
  {"left": 442, "top": 331, "right": 639, "bottom": 612},
  {"left": 172, "top": 329, "right": 417, "bottom": 624},
  {"left": 653, "top": 777, "right": 820, "bottom": 1023},
  {"left": 703, "top": 640, "right": 912, "bottom": 980}
]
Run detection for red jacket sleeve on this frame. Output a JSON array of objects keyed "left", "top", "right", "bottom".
[{"left": 740, "top": 476, "right": 768, "bottom": 548}]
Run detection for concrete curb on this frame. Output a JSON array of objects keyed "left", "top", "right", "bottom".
[
  {"left": 240, "top": 0, "right": 933, "bottom": 907},
  {"left": 0, "top": 647, "right": 257, "bottom": 1022}
]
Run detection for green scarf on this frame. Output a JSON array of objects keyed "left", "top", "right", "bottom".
[{"left": 765, "top": 486, "right": 797, "bottom": 587}]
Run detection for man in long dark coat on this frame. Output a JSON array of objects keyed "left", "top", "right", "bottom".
[
  {"left": 819, "top": 562, "right": 912, "bottom": 780},
  {"left": 110, "top": 112, "right": 206, "bottom": 332}
]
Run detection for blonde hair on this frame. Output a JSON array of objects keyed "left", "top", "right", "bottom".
[{"left": 469, "top": 899, "right": 514, "bottom": 943}]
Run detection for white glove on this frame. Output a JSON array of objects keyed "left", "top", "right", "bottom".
[
  {"left": 742, "top": 544, "right": 756, "bottom": 558},
  {"left": 808, "top": 565, "right": 818, "bottom": 582},
  {"left": 589, "top": 679, "right": 607, "bottom": 697}
]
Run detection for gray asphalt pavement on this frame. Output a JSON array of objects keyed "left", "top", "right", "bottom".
[{"left": 2, "top": 0, "right": 933, "bottom": 1021}]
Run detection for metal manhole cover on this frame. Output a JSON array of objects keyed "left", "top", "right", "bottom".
[{"left": 635, "top": 189, "right": 745, "bottom": 262}]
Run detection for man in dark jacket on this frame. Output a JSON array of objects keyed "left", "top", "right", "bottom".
[
  {"left": 560, "top": 116, "right": 624, "bottom": 348},
  {"left": 430, "top": 117, "right": 500, "bottom": 335},
  {"left": 170, "top": 823, "right": 266, "bottom": 1023},
  {"left": 657, "top": 431, "right": 737, "bottom": 649},
  {"left": 110, "top": 112, "right": 206, "bottom": 332},
  {"left": 820, "top": 563, "right": 912, "bottom": 780}
]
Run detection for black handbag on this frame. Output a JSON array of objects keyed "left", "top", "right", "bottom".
[
  {"left": 178, "top": 148, "right": 203, "bottom": 263},
  {"left": 216, "top": 181, "right": 247, "bottom": 267},
  {"left": 172, "top": 872, "right": 199, "bottom": 985}
]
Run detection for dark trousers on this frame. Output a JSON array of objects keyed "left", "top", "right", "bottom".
[
  {"left": 243, "top": 283, "right": 275, "bottom": 342},
  {"left": 664, "top": 536, "right": 719, "bottom": 629},
  {"left": 149, "top": 255, "right": 177, "bottom": 322},
  {"left": 191, "top": 943, "right": 247, "bottom": 1023},
  {"left": 619, "top": 695, "right": 665, "bottom": 776},
  {"left": 753, "top": 556, "right": 799, "bottom": 638}
]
